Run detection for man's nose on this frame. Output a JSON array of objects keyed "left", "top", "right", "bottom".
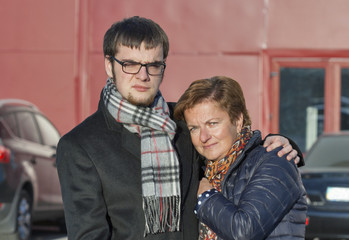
[{"left": 136, "top": 65, "right": 150, "bottom": 81}]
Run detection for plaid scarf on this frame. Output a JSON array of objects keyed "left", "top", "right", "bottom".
[
  {"left": 199, "top": 126, "right": 253, "bottom": 240},
  {"left": 102, "top": 78, "right": 181, "bottom": 236}
]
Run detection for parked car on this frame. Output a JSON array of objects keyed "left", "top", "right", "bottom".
[
  {"left": 0, "top": 99, "right": 64, "bottom": 240},
  {"left": 301, "top": 131, "right": 349, "bottom": 240}
]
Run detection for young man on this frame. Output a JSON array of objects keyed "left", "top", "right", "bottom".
[{"left": 56, "top": 16, "right": 302, "bottom": 240}]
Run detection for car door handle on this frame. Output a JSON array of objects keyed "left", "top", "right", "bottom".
[{"left": 30, "top": 157, "right": 36, "bottom": 164}]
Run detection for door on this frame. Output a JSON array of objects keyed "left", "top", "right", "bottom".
[
  {"left": 270, "top": 58, "right": 349, "bottom": 152},
  {"left": 34, "top": 113, "right": 62, "bottom": 207}
]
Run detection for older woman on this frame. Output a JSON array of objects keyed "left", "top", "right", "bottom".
[{"left": 174, "top": 76, "right": 307, "bottom": 240}]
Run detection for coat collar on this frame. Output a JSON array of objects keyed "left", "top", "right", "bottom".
[{"left": 98, "top": 94, "right": 141, "bottom": 158}]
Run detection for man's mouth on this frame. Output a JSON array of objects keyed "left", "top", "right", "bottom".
[{"left": 133, "top": 85, "right": 149, "bottom": 92}]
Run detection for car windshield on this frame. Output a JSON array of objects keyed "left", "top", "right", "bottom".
[{"left": 304, "top": 134, "right": 349, "bottom": 168}]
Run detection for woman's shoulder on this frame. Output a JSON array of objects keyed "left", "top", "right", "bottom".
[{"left": 243, "top": 140, "right": 298, "bottom": 176}]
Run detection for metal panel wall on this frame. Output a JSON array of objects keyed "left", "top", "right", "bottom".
[{"left": 1, "top": 0, "right": 349, "bottom": 135}]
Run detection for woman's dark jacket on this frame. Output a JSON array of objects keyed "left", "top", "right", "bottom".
[
  {"left": 196, "top": 131, "right": 307, "bottom": 240},
  {"left": 56, "top": 94, "right": 200, "bottom": 240}
]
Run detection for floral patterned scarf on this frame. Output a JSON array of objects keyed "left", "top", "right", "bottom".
[{"left": 199, "top": 126, "right": 253, "bottom": 240}]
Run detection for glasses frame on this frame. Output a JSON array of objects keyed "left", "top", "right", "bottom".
[{"left": 111, "top": 56, "right": 166, "bottom": 76}]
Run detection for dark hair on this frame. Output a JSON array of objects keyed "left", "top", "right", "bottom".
[
  {"left": 103, "top": 16, "right": 169, "bottom": 59},
  {"left": 174, "top": 76, "right": 251, "bottom": 126}
]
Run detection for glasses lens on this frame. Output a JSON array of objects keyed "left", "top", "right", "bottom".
[
  {"left": 147, "top": 64, "right": 165, "bottom": 76},
  {"left": 122, "top": 62, "right": 165, "bottom": 75},
  {"left": 123, "top": 63, "right": 142, "bottom": 74}
]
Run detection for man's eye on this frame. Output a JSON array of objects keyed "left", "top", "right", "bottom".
[
  {"left": 124, "top": 62, "right": 139, "bottom": 67},
  {"left": 148, "top": 63, "right": 163, "bottom": 70},
  {"left": 209, "top": 122, "right": 218, "bottom": 126}
]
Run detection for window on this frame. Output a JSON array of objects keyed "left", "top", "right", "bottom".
[
  {"left": 35, "top": 114, "right": 60, "bottom": 146},
  {"left": 17, "top": 112, "right": 41, "bottom": 144},
  {"left": 279, "top": 68, "right": 325, "bottom": 152},
  {"left": 0, "top": 120, "right": 11, "bottom": 139},
  {"left": 341, "top": 68, "right": 349, "bottom": 130},
  {"left": 269, "top": 56, "right": 349, "bottom": 153},
  {"left": 2, "top": 113, "right": 19, "bottom": 137}
]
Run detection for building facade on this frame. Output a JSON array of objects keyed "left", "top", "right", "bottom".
[{"left": 1, "top": 0, "right": 349, "bottom": 152}]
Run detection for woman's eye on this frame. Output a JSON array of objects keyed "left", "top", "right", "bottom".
[
  {"left": 209, "top": 122, "right": 218, "bottom": 126},
  {"left": 189, "top": 127, "right": 197, "bottom": 133}
]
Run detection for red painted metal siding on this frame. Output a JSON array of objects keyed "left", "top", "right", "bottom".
[
  {"left": 1, "top": 0, "right": 349, "bottom": 136},
  {"left": 0, "top": 0, "right": 76, "bottom": 133}
]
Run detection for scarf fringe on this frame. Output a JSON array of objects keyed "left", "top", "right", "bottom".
[{"left": 143, "top": 196, "right": 181, "bottom": 236}]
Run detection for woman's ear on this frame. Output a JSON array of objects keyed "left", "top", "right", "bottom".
[
  {"left": 236, "top": 113, "right": 244, "bottom": 133},
  {"left": 105, "top": 56, "right": 113, "bottom": 78}
]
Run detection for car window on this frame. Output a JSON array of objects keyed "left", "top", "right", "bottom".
[
  {"left": 17, "top": 111, "right": 41, "bottom": 144},
  {"left": 305, "top": 135, "right": 349, "bottom": 168},
  {"left": 35, "top": 114, "right": 60, "bottom": 146},
  {"left": 0, "top": 120, "right": 11, "bottom": 139},
  {"left": 2, "top": 113, "right": 19, "bottom": 137}
]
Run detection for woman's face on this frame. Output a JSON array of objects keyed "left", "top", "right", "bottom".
[{"left": 184, "top": 100, "right": 243, "bottom": 162}]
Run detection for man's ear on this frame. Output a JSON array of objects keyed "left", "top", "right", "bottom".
[{"left": 105, "top": 56, "right": 113, "bottom": 78}]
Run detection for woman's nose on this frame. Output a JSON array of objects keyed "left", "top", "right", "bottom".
[{"left": 200, "top": 128, "right": 211, "bottom": 143}]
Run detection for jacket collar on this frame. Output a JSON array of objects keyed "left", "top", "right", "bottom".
[
  {"left": 230, "top": 130, "right": 262, "bottom": 168},
  {"left": 221, "top": 130, "right": 262, "bottom": 186},
  {"left": 98, "top": 93, "right": 141, "bottom": 158}
]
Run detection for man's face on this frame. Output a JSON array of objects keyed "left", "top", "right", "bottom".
[{"left": 105, "top": 43, "right": 165, "bottom": 107}]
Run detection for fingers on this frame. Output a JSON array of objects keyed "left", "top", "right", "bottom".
[
  {"left": 278, "top": 147, "right": 298, "bottom": 161},
  {"left": 275, "top": 144, "right": 296, "bottom": 159},
  {"left": 266, "top": 141, "right": 291, "bottom": 154},
  {"left": 263, "top": 137, "right": 273, "bottom": 148},
  {"left": 268, "top": 142, "right": 294, "bottom": 158},
  {"left": 200, "top": 178, "right": 210, "bottom": 184},
  {"left": 197, "top": 178, "right": 213, "bottom": 196},
  {"left": 264, "top": 136, "right": 289, "bottom": 150},
  {"left": 286, "top": 149, "right": 298, "bottom": 160},
  {"left": 294, "top": 156, "right": 300, "bottom": 165},
  {"left": 274, "top": 143, "right": 292, "bottom": 157},
  {"left": 264, "top": 136, "right": 300, "bottom": 164},
  {"left": 266, "top": 142, "right": 281, "bottom": 152}
]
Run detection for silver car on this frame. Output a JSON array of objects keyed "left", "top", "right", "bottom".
[{"left": 0, "top": 99, "right": 64, "bottom": 240}]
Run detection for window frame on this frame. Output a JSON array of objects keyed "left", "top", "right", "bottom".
[{"left": 261, "top": 50, "right": 349, "bottom": 152}]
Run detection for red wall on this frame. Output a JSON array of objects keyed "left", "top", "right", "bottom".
[
  {"left": 1, "top": 0, "right": 349, "bottom": 135},
  {"left": 0, "top": 0, "right": 76, "bottom": 133}
]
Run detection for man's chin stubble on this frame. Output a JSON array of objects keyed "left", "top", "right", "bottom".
[{"left": 127, "top": 94, "right": 154, "bottom": 107}]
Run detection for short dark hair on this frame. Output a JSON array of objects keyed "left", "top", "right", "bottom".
[
  {"left": 174, "top": 76, "right": 252, "bottom": 127},
  {"left": 103, "top": 16, "right": 169, "bottom": 59}
]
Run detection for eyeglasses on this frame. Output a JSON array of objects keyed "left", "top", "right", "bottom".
[{"left": 111, "top": 56, "right": 166, "bottom": 76}]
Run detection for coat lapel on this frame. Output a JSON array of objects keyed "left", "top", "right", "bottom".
[
  {"left": 121, "top": 128, "right": 141, "bottom": 158},
  {"left": 100, "top": 96, "right": 141, "bottom": 159},
  {"left": 175, "top": 120, "right": 197, "bottom": 201}
]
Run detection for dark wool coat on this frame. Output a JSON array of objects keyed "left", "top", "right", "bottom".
[
  {"left": 56, "top": 93, "right": 200, "bottom": 240},
  {"left": 196, "top": 131, "right": 308, "bottom": 240}
]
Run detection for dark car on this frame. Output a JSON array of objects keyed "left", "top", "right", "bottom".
[
  {"left": 301, "top": 132, "right": 349, "bottom": 240},
  {"left": 0, "top": 99, "right": 64, "bottom": 240}
]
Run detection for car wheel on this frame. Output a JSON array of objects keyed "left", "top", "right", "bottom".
[{"left": 16, "top": 190, "right": 32, "bottom": 240}]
